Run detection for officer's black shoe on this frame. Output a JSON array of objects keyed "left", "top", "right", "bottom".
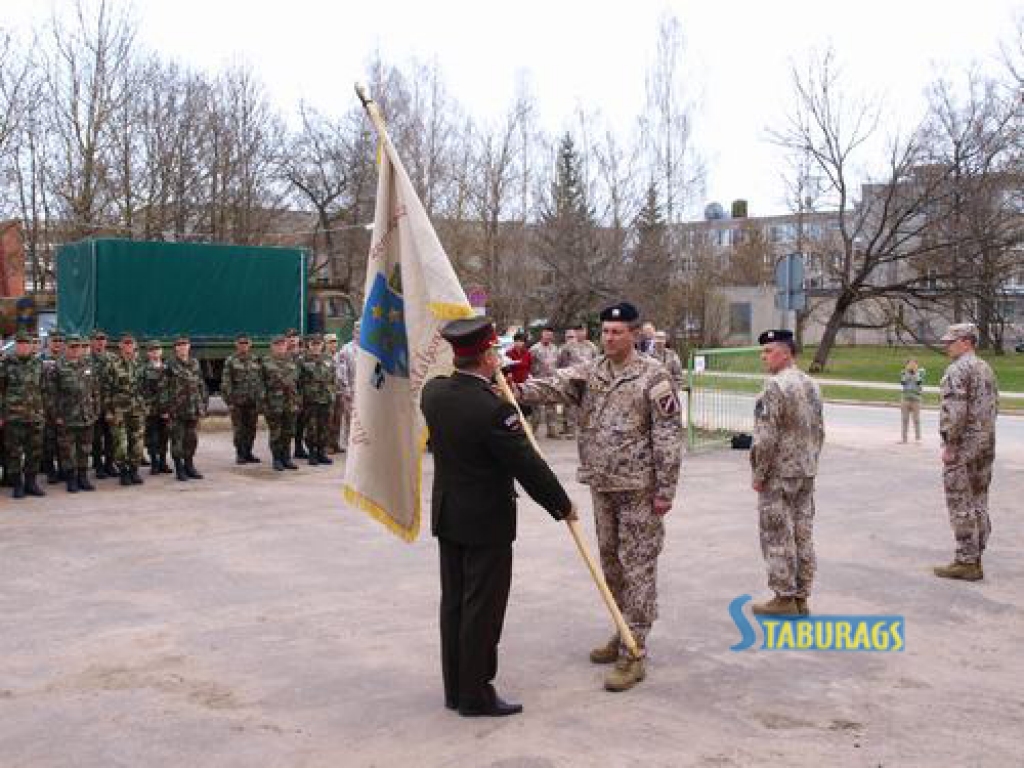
[
  {"left": 119, "top": 466, "right": 132, "bottom": 486},
  {"left": 246, "top": 452, "right": 261, "bottom": 463},
  {"left": 77, "top": 471, "right": 95, "bottom": 491},
  {"left": 66, "top": 474, "right": 80, "bottom": 493},
  {"left": 159, "top": 456, "right": 173, "bottom": 474},
  {"left": 272, "top": 455, "right": 285, "bottom": 472},
  {"left": 184, "top": 460, "right": 203, "bottom": 480},
  {"left": 24, "top": 474, "right": 46, "bottom": 497},
  {"left": 47, "top": 468, "right": 60, "bottom": 484},
  {"left": 283, "top": 457, "right": 298, "bottom": 470},
  {"left": 104, "top": 461, "right": 117, "bottom": 478},
  {"left": 457, "top": 695, "right": 523, "bottom": 718},
  {"left": 139, "top": 456, "right": 150, "bottom": 467},
  {"left": 308, "top": 454, "right": 319, "bottom": 466},
  {"left": 294, "top": 446, "right": 309, "bottom": 459},
  {"left": 174, "top": 459, "right": 189, "bottom": 482},
  {"left": 150, "top": 458, "right": 160, "bottom": 475},
  {"left": 12, "top": 476, "right": 25, "bottom": 499},
  {"left": 130, "top": 466, "right": 144, "bottom": 485},
  {"left": 317, "top": 451, "right": 333, "bottom": 465},
  {"left": 235, "top": 453, "right": 248, "bottom": 465},
  {"left": 94, "top": 464, "right": 108, "bottom": 480}
]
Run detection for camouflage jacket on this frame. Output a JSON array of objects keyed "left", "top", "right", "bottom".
[
  {"left": 42, "top": 356, "right": 64, "bottom": 422},
  {"left": 221, "top": 353, "right": 265, "bottom": 408},
  {"left": 140, "top": 361, "right": 166, "bottom": 414},
  {"left": 55, "top": 359, "right": 100, "bottom": 427},
  {"left": 0, "top": 354, "right": 46, "bottom": 423},
  {"left": 518, "top": 353, "right": 683, "bottom": 498},
  {"left": 529, "top": 342, "right": 561, "bottom": 378},
  {"left": 298, "top": 353, "right": 337, "bottom": 406},
  {"left": 939, "top": 351, "right": 998, "bottom": 460},
  {"left": 161, "top": 356, "right": 208, "bottom": 420},
  {"left": 104, "top": 354, "right": 146, "bottom": 417},
  {"left": 750, "top": 364, "right": 824, "bottom": 484},
  {"left": 89, "top": 351, "right": 114, "bottom": 408},
  {"left": 558, "top": 339, "right": 599, "bottom": 368},
  {"left": 649, "top": 347, "right": 685, "bottom": 390},
  {"left": 262, "top": 355, "right": 299, "bottom": 414},
  {"left": 335, "top": 342, "right": 358, "bottom": 399}
]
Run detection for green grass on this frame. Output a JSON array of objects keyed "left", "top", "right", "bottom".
[{"left": 800, "top": 345, "right": 1024, "bottom": 393}]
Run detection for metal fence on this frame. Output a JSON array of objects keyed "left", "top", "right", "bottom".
[{"left": 685, "top": 346, "right": 764, "bottom": 451}]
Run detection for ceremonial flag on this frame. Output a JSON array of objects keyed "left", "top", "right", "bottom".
[{"left": 342, "top": 128, "right": 473, "bottom": 541}]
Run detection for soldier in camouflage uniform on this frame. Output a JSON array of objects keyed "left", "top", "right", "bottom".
[
  {"left": 324, "top": 333, "right": 342, "bottom": 452},
  {"left": 161, "top": 336, "right": 208, "bottom": 481},
  {"left": 105, "top": 333, "right": 147, "bottom": 486},
  {"left": 298, "top": 334, "right": 337, "bottom": 466},
  {"left": 528, "top": 327, "right": 563, "bottom": 438},
  {"left": 557, "top": 322, "right": 600, "bottom": 440},
  {"left": 336, "top": 322, "right": 360, "bottom": 452},
  {"left": 286, "top": 329, "right": 310, "bottom": 460},
  {"left": 262, "top": 335, "right": 300, "bottom": 471},
  {"left": 141, "top": 340, "right": 172, "bottom": 475},
  {"left": 221, "top": 334, "right": 265, "bottom": 464},
  {"left": 650, "top": 331, "right": 685, "bottom": 392},
  {"left": 0, "top": 331, "right": 48, "bottom": 498},
  {"left": 934, "top": 323, "right": 999, "bottom": 582},
  {"left": 42, "top": 332, "right": 67, "bottom": 484},
  {"left": 89, "top": 330, "right": 117, "bottom": 479},
  {"left": 515, "top": 302, "right": 682, "bottom": 692},
  {"left": 749, "top": 329, "right": 824, "bottom": 618},
  {"left": 54, "top": 336, "right": 99, "bottom": 493}
]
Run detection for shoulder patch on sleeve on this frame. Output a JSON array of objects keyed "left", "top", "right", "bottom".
[
  {"left": 650, "top": 379, "right": 679, "bottom": 417},
  {"left": 500, "top": 409, "right": 524, "bottom": 433}
]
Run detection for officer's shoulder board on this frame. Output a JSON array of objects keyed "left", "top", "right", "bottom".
[{"left": 650, "top": 378, "right": 679, "bottom": 417}]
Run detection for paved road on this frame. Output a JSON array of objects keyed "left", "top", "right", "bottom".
[{"left": 1, "top": 416, "right": 1021, "bottom": 767}]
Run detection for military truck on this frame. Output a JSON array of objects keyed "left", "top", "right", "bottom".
[{"left": 57, "top": 239, "right": 308, "bottom": 391}]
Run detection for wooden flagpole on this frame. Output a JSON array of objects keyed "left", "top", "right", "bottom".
[{"left": 354, "top": 82, "right": 641, "bottom": 660}]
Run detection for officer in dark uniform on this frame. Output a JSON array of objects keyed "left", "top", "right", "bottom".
[{"left": 420, "top": 316, "right": 575, "bottom": 718}]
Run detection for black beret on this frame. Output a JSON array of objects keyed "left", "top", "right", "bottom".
[
  {"left": 758, "top": 329, "right": 794, "bottom": 345},
  {"left": 599, "top": 302, "right": 639, "bottom": 323}
]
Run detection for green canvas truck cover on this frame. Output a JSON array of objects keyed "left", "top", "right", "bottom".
[{"left": 57, "top": 239, "right": 307, "bottom": 338}]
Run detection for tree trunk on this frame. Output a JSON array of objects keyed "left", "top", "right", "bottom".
[{"left": 809, "top": 293, "right": 852, "bottom": 372}]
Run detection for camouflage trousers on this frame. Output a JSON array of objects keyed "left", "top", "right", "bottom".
[
  {"left": 169, "top": 418, "right": 199, "bottom": 461},
  {"left": 337, "top": 395, "right": 352, "bottom": 449},
  {"left": 562, "top": 404, "right": 580, "bottom": 439},
  {"left": 329, "top": 394, "right": 344, "bottom": 450},
  {"left": 303, "top": 402, "right": 332, "bottom": 452},
  {"left": 111, "top": 412, "right": 145, "bottom": 466},
  {"left": 265, "top": 410, "right": 296, "bottom": 457},
  {"left": 4, "top": 420, "right": 44, "bottom": 476},
  {"left": 943, "top": 455, "right": 993, "bottom": 564},
  {"left": 145, "top": 415, "right": 169, "bottom": 458},
  {"left": 528, "top": 404, "right": 562, "bottom": 438},
  {"left": 58, "top": 424, "right": 94, "bottom": 471},
  {"left": 230, "top": 405, "right": 260, "bottom": 455},
  {"left": 42, "top": 420, "right": 62, "bottom": 474},
  {"left": 758, "top": 477, "right": 817, "bottom": 599},
  {"left": 92, "top": 414, "right": 114, "bottom": 468},
  {"left": 591, "top": 488, "right": 665, "bottom": 655}
]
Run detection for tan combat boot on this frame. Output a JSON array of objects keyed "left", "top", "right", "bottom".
[
  {"left": 933, "top": 562, "right": 983, "bottom": 581},
  {"left": 795, "top": 598, "right": 810, "bottom": 616},
  {"left": 604, "top": 654, "right": 645, "bottom": 692},
  {"left": 751, "top": 595, "right": 800, "bottom": 617},
  {"left": 589, "top": 636, "right": 620, "bottom": 665}
]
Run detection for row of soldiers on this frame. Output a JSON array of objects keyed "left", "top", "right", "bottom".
[{"left": 0, "top": 329, "right": 208, "bottom": 496}]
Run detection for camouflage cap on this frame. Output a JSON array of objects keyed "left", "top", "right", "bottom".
[
  {"left": 174, "top": 335, "right": 190, "bottom": 345},
  {"left": 323, "top": 332, "right": 338, "bottom": 342},
  {"left": 49, "top": 331, "right": 65, "bottom": 342},
  {"left": 285, "top": 328, "right": 299, "bottom": 338},
  {"left": 939, "top": 322, "right": 978, "bottom": 343},
  {"left": 146, "top": 339, "right": 163, "bottom": 350},
  {"left": 306, "top": 333, "right": 324, "bottom": 344},
  {"left": 91, "top": 329, "right": 107, "bottom": 340},
  {"left": 14, "top": 330, "right": 31, "bottom": 342},
  {"left": 235, "top": 333, "right": 251, "bottom": 342},
  {"left": 119, "top": 332, "right": 135, "bottom": 343},
  {"left": 66, "top": 334, "right": 83, "bottom": 345},
  {"left": 271, "top": 334, "right": 287, "bottom": 345}
]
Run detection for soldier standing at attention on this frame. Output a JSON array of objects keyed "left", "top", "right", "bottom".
[
  {"left": 749, "top": 329, "right": 824, "bottom": 617},
  {"left": 221, "top": 334, "right": 265, "bottom": 464},
  {"left": 54, "top": 336, "right": 99, "bottom": 493},
  {"left": 323, "top": 333, "right": 342, "bottom": 453},
  {"left": 335, "top": 322, "right": 360, "bottom": 452},
  {"left": 557, "top": 322, "right": 600, "bottom": 440},
  {"left": 528, "top": 327, "right": 562, "bottom": 438},
  {"left": 106, "top": 333, "right": 146, "bottom": 486},
  {"left": 89, "top": 330, "right": 116, "bottom": 479},
  {"left": 286, "top": 329, "right": 310, "bottom": 460},
  {"left": 421, "top": 317, "right": 575, "bottom": 717},
  {"left": 934, "top": 323, "right": 998, "bottom": 582},
  {"left": 161, "top": 336, "right": 208, "bottom": 482},
  {"left": 141, "top": 340, "right": 171, "bottom": 475},
  {"left": 513, "top": 302, "right": 683, "bottom": 692},
  {"left": 42, "top": 332, "right": 67, "bottom": 484},
  {"left": 651, "top": 331, "right": 685, "bottom": 392},
  {"left": 0, "top": 330, "right": 47, "bottom": 498},
  {"left": 262, "top": 335, "right": 300, "bottom": 472},
  {"left": 297, "top": 334, "right": 336, "bottom": 466}
]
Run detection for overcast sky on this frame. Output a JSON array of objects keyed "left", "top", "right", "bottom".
[{"left": 7, "top": 0, "right": 1022, "bottom": 216}]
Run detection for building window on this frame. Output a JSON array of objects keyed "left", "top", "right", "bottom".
[{"left": 730, "top": 302, "right": 752, "bottom": 336}]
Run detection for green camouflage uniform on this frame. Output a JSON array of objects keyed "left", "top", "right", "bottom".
[
  {"left": 161, "top": 356, "right": 208, "bottom": 462},
  {"left": 221, "top": 352, "right": 265, "bottom": 459},
  {"left": 105, "top": 353, "right": 146, "bottom": 471},
  {"left": 140, "top": 360, "right": 169, "bottom": 468},
  {"left": 751, "top": 364, "right": 825, "bottom": 600},
  {"left": 298, "top": 351, "right": 337, "bottom": 458},
  {"left": 90, "top": 350, "right": 116, "bottom": 472},
  {"left": 42, "top": 352, "right": 65, "bottom": 480},
  {"left": 0, "top": 353, "right": 46, "bottom": 479},
  {"left": 262, "top": 355, "right": 299, "bottom": 461},
  {"left": 55, "top": 358, "right": 100, "bottom": 472}
]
